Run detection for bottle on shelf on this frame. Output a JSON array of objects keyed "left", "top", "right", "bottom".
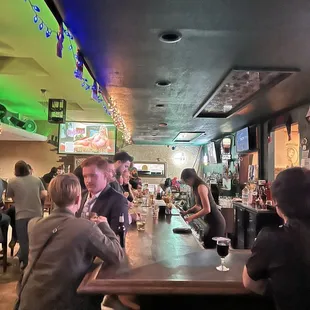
[
  {"left": 117, "top": 213, "right": 126, "bottom": 248},
  {"left": 242, "top": 183, "right": 249, "bottom": 205}
]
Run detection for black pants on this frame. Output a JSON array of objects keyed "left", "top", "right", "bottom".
[{"left": 16, "top": 218, "right": 31, "bottom": 267}]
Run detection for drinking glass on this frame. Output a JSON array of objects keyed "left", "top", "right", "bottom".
[
  {"left": 136, "top": 213, "right": 147, "bottom": 231},
  {"left": 152, "top": 205, "right": 159, "bottom": 219},
  {"left": 142, "top": 196, "right": 148, "bottom": 206},
  {"left": 214, "top": 237, "right": 230, "bottom": 272}
]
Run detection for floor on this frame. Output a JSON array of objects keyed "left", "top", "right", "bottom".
[{"left": 0, "top": 227, "right": 20, "bottom": 309}]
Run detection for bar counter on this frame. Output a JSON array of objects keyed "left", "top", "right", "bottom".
[{"left": 78, "top": 208, "right": 251, "bottom": 296}]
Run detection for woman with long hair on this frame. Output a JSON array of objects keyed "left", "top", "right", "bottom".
[
  {"left": 243, "top": 167, "right": 310, "bottom": 310},
  {"left": 180, "top": 168, "right": 226, "bottom": 248}
]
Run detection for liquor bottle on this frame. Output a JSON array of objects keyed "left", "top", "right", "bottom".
[
  {"left": 156, "top": 185, "right": 161, "bottom": 200},
  {"left": 117, "top": 213, "right": 126, "bottom": 248},
  {"left": 242, "top": 183, "right": 249, "bottom": 205}
]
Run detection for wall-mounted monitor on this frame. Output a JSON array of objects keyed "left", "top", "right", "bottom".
[
  {"left": 236, "top": 127, "right": 250, "bottom": 153},
  {"left": 58, "top": 122, "right": 116, "bottom": 155},
  {"left": 207, "top": 142, "right": 218, "bottom": 164}
]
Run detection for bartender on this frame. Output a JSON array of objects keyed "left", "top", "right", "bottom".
[{"left": 180, "top": 168, "right": 226, "bottom": 248}]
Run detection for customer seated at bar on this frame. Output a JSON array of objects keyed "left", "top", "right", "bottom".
[
  {"left": 18, "top": 174, "right": 124, "bottom": 310},
  {"left": 122, "top": 170, "right": 134, "bottom": 202},
  {"left": 76, "top": 156, "right": 129, "bottom": 233},
  {"left": 243, "top": 167, "right": 310, "bottom": 310},
  {"left": 180, "top": 168, "right": 226, "bottom": 248}
]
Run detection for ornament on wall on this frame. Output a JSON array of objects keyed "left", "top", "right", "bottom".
[
  {"left": 301, "top": 137, "right": 308, "bottom": 151},
  {"left": 285, "top": 114, "right": 293, "bottom": 141}
]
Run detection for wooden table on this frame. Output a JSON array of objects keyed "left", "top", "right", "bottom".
[{"left": 78, "top": 208, "right": 250, "bottom": 295}]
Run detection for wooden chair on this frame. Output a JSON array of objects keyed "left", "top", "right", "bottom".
[{"left": 0, "top": 219, "right": 9, "bottom": 273}]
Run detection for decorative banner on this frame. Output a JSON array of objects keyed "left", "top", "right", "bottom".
[
  {"left": 285, "top": 114, "right": 292, "bottom": 141},
  {"left": 56, "top": 24, "right": 64, "bottom": 58},
  {"left": 74, "top": 49, "right": 84, "bottom": 80},
  {"left": 91, "top": 80, "right": 98, "bottom": 101}
]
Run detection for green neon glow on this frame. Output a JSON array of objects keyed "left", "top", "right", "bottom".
[{"left": 0, "top": 0, "right": 104, "bottom": 126}]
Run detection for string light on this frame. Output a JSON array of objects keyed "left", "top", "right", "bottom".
[{"left": 24, "top": 0, "right": 132, "bottom": 143}]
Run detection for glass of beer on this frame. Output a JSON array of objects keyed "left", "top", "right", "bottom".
[{"left": 136, "top": 213, "right": 147, "bottom": 231}]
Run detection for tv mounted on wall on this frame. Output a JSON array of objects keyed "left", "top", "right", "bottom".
[
  {"left": 236, "top": 126, "right": 257, "bottom": 153},
  {"left": 207, "top": 142, "right": 218, "bottom": 164},
  {"left": 58, "top": 122, "right": 116, "bottom": 155}
]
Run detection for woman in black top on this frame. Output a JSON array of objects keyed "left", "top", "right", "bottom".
[
  {"left": 243, "top": 167, "right": 310, "bottom": 310},
  {"left": 181, "top": 168, "right": 226, "bottom": 248}
]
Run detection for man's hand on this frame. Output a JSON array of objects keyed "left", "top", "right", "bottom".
[
  {"left": 97, "top": 216, "right": 108, "bottom": 223},
  {"left": 124, "top": 192, "right": 129, "bottom": 198}
]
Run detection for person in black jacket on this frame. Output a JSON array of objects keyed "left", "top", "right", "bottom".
[
  {"left": 76, "top": 156, "right": 129, "bottom": 233},
  {"left": 109, "top": 152, "right": 133, "bottom": 194}
]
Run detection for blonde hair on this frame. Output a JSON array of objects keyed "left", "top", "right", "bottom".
[{"left": 49, "top": 174, "right": 81, "bottom": 208}]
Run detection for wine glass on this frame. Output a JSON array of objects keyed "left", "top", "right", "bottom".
[{"left": 214, "top": 237, "right": 230, "bottom": 272}]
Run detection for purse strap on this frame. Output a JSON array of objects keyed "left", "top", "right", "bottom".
[{"left": 18, "top": 221, "right": 65, "bottom": 298}]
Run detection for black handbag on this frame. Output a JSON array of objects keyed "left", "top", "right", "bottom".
[{"left": 14, "top": 224, "right": 62, "bottom": 310}]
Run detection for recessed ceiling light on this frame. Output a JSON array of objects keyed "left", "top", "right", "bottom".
[
  {"left": 159, "top": 122, "right": 168, "bottom": 127},
  {"left": 156, "top": 104, "right": 165, "bottom": 108},
  {"left": 156, "top": 80, "right": 171, "bottom": 87},
  {"left": 159, "top": 31, "right": 182, "bottom": 43}
]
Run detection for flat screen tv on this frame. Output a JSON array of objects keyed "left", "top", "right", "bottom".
[
  {"left": 58, "top": 122, "right": 116, "bottom": 155},
  {"left": 207, "top": 142, "right": 218, "bottom": 164},
  {"left": 236, "top": 127, "right": 250, "bottom": 153}
]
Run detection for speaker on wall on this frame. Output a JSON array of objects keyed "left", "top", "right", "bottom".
[{"left": 48, "top": 99, "right": 67, "bottom": 124}]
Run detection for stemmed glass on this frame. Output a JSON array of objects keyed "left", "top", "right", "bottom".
[{"left": 214, "top": 237, "right": 230, "bottom": 272}]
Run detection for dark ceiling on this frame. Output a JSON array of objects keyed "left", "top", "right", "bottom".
[{"left": 52, "top": 0, "right": 310, "bottom": 145}]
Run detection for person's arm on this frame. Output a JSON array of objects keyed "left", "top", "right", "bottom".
[
  {"left": 128, "top": 183, "right": 135, "bottom": 201},
  {"left": 39, "top": 179, "right": 47, "bottom": 200},
  {"left": 242, "top": 266, "right": 267, "bottom": 295},
  {"left": 186, "top": 185, "right": 211, "bottom": 222},
  {"left": 6, "top": 181, "right": 14, "bottom": 199},
  {"left": 242, "top": 228, "right": 271, "bottom": 295},
  {"left": 87, "top": 219, "right": 124, "bottom": 264}
]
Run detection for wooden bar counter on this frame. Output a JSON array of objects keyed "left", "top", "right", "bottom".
[{"left": 78, "top": 208, "right": 250, "bottom": 296}]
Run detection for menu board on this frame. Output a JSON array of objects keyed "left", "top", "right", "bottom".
[{"left": 58, "top": 122, "right": 116, "bottom": 155}]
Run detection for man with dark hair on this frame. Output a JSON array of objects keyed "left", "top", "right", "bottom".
[
  {"left": 42, "top": 167, "right": 57, "bottom": 185},
  {"left": 7, "top": 160, "right": 46, "bottom": 267},
  {"left": 76, "top": 156, "right": 129, "bottom": 233},
  {"left": 110, "top": 151, "right": 134, "bottom": 194}
]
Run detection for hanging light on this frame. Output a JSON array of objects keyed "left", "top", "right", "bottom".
[
  {"left": 39, "top": 22, "right": 44, "bottom": 30},
  {"left": 32, "top": 5, "right": 40, "bottom": 12},
  {"left": 33, "top": 15, "right": 38, "bottom": 23},
  {"left": 45, "top": 28, "right": 52, "bottom": 38}
]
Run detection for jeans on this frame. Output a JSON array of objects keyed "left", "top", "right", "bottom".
[
  {"left": 0, "top": 213, "right": 10, "bottom": 243},
  {"left": 16, "top": 218, "right": 32, "bottom": 267}
]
